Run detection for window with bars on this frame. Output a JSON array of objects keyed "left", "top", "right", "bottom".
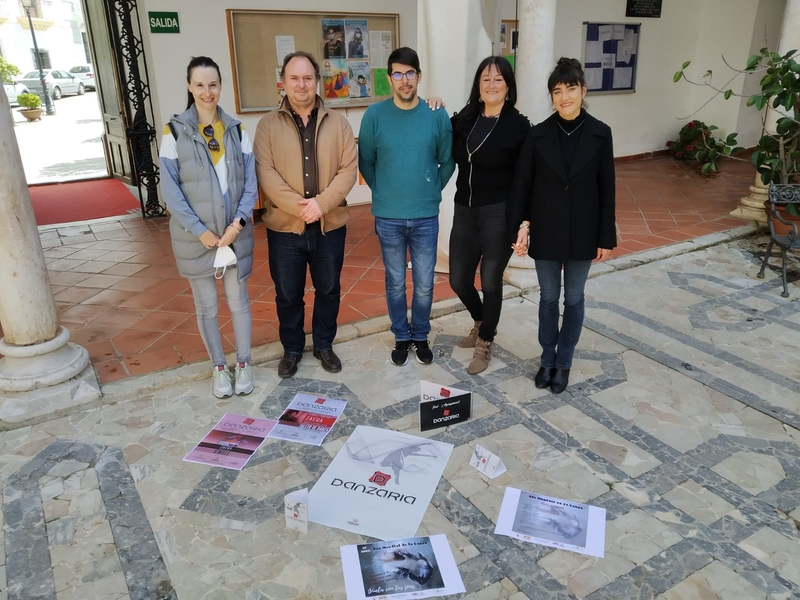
[{"left": 31, "top": 48, "right": 51, "bottom": 69}]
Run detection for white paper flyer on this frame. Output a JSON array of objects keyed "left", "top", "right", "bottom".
[{"left": 340, "top": 534, "right": 465, "bottom": 599}]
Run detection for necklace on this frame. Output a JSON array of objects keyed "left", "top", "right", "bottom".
[
  {"left": 466, "top": 114, "right": 500, "bottom": 162},
  {"left": 557, "top": 119, "right": 585, "bottom": 136}
]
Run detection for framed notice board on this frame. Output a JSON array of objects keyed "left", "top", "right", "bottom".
[
  {"left": 226, "top": 10, "right": 399, "bottom": 113},
  {"left": 582, "top": 22, "right": 640, "bottom": 94}
]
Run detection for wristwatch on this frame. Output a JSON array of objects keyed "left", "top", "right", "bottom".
[
  {"left": 237, "top": 217, "right": 247, "bottom": 228},
  {"left": 232, "top": 217, "right": 247, "bottom": 231}
]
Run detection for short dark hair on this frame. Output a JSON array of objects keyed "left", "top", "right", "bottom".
[
  {"left": 281, "top": 51, "right": 321, "bottom": 81},
  {"left": 186, "top": 56, "right": 221, "bottom": 110},
  {"left": 547, "top": 57, "right": 586, "bottom": 94},
  {"left": 387, "top": 47, "right": 420, "bottom": 74}
]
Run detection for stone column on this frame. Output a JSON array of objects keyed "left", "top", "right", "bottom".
[
  {"left": 506, "top": 0, "right": 557, "bottom": 273},
  {"left": 731, "top": 0, "right": 800, "bottom": 221},
  {"left": 0, "top": 86, "right": 100, "bottom": 427}
]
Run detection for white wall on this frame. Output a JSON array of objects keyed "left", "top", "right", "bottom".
[{"left": 139, "top": 0, "right": 417, "bottom": 141}]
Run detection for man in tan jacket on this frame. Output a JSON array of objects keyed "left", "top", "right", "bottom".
[{"left": 254, "top": 51, "right": 357, "bottom": 378}]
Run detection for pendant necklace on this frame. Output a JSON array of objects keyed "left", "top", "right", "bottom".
[
  {"left": 557, "top": 119, "right": 585, "bottom": 136},
  {"left": 466, "top": 114, "right": 500, "bottom": 163}
]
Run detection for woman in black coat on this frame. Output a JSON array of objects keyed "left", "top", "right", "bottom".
[
  {"left": 449, "top": 56, "right": 531, "bottom": 375},
  {"left": 507, "top": 57, "right": 616, "bottom": 393}
]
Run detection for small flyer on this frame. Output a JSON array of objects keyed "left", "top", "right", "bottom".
[
  {"left": 183, "top": 413, "right": 276, "bottom": 470},
  {"left": 340, "top": 534, "right": 465, "bottom": 599},
  {"left": 285, "top": 488, "right": 308, "bottom": 533},
  {"left": 469, "top": 443, "right": 506, "bottom": 479},
  {"left": 267, "top": 393, "right": 347, "bottom": 446},
  {"left": 494, "top": 487, "right": 607, "bottom": 558},
  {"left": 419, "top": 380, "right": 471, "bottom": 431}
]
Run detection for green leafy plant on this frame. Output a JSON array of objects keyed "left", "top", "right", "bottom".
[
  {"left": 674, "top": 48, "right": 800, "bottom": 211},
  {"left": 17, "top": 93, "right": 42, "bottom": 109},
  {"left": 665, "top": 120, "right": 724, "bottom": 167},
  {"left": 0, "top": 56, "right": 21, "bottom": 85}
]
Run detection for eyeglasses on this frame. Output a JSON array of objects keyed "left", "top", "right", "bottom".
[
  {"left": 390, "top": 71, "right": 418, "bottom": 81},
  {"left": 203, "top": 124, "right": 220, "bottom": 152}
]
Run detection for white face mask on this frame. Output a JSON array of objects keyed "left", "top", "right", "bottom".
[{"left": 213, "top": 245, "right": 237, "bottom": 279}]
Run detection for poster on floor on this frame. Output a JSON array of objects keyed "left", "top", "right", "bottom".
[
  {"left": 267, "top": 393, "right": 347, "bottom": 446},
  {"left": 309, "top": 426, "right": 454, "bottom": 540},
  {"left": 340, "top": 534, "right": 465, "bottom": 600},
  {"left": 494, "top": 487, "right": 606, "bottom": 557},
  {"left": 183, "top": 413, "right": 277, "bottom": 470},
  {"left": 419, "top": 380, "right": 471, "bottom": 431},
  {"left": 348, "top": 61, "right": 371, "bottom": 98}
]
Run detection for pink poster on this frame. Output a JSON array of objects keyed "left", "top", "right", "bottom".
[{"left": 183, "top": 413, "right": 277, "bottom": 470}]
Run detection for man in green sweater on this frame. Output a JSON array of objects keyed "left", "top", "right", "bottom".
[{"left": 358, "top": 47, "right": 455, "bottom": 366}]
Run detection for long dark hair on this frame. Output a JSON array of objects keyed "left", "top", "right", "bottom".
[
  {"left": 452, "top": 56, "right": 517, "bottom": 141},
  {"left": 186, "top": 56, "right": 221, "bottom": 110}
]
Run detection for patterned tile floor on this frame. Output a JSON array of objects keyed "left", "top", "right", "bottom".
[
  {"left": 2, "top": 155, "right": 754, "bottom": 388},
  {"left": 0, "top": 234, "right": 798, "bottom": 599}
]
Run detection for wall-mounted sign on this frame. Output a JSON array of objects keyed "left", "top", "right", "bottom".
[
  {"left": 625, "top": 0, "right": 662, "bottom": 18},
  {"left": 148, "top": 12, "right": 180, "bottom": 33}
]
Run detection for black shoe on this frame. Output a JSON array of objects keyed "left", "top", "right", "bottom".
[
  {"left": 278, "top": 353, "right": 302, "bottom": 378},
  {"left": 411, "top": 340, "right": 433, "bottom": 364},
  {"left": 391, "top": 340, "right": 411, "bottom": 366},
  {"left": 534, "top": 367, "right": 553, "bottom": 389},
  {"left": 313, "top": 348, "right": 342, "bottom": 373},
  {"left": 550, "top": 369, "right": 570, "bottom": 394}
]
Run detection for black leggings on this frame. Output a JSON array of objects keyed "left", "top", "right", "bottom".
[{"left": 448, "top": 202, "right": 513, "bottom": 342}]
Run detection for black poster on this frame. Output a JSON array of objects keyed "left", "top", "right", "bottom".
[
  {"left": 625, "top": 0, "right": 662, "bottom": 18},
  {"left": 419, "top": 393, "right": 471, "bottom": 432}
]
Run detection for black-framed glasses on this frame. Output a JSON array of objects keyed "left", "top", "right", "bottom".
[
  {"left": 390, "top": 70, "right": 418, "bottom": 81},
  {"left": 203, "top": 124, "right": 220, "bottom": 152}
]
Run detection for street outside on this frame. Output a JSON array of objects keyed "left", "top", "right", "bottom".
[{"left": 11, "top": 91, "right": 108, "bottom": 185}]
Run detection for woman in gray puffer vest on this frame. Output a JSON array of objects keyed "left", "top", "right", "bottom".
[{"left": 158, "top": 56, "right": 257, "bottom": 399}]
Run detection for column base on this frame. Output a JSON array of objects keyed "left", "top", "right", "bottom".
[
  {"left": 730, "top": 183, "right": 769, "bottom": 222},
  {"left": 0, "top": 364, "right": 101, "bottom": 429}
]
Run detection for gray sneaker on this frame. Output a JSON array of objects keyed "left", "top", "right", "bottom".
[
  {"left": 213, "top": 366, "right": 233, "bottom": 398},
  {"left": 235, "top": 362, "right": 254, "bottom": 395}
]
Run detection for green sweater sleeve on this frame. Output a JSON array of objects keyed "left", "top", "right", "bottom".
[{"left": 437, "top": 111, "right": 455, "bottom": 190}]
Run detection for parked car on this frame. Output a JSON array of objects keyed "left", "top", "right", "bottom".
[
  {"left": 17, "top": 69, "right": 85, "bottom": 100},
  {"left": 68, "top": 64, "right": 95, "bottom": 91},
  {"left": 3, "top": 82, "right": 30, "bottom": 107}
]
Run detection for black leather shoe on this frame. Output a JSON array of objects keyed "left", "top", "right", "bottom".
[
  {"left": 534, "top": 367, "right": 553, "bottom": 389},
  {"left": 550, "top": 369, "right": 571, "bottom": 394},
  {"left": 313, "top": 348, "right": 342, "bottom": 373},
  {"left": 278, "top": 353, "right": 302, "bottom": 378}
]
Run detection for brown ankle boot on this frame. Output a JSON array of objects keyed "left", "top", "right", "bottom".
[
  {"left": 467, "top": 338, "right": 492, "bottom": 374},
  {"left": 457, "top": 321, "right": 481, "bottom": 348}
]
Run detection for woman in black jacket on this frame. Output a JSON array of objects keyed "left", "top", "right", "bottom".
[
  {"left": 508, "top": 58, "right": 616, "bottom": 394},
  {"left": 450, "top": 56, "right": 531, "bottom": 375}
]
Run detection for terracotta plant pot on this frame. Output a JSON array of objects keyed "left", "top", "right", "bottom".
[
  {"left": 764, "top": 201, "right": 800, "bottom": 236},
  {"left": 18, "top": 108, "right": 43, "bottom": 122}
]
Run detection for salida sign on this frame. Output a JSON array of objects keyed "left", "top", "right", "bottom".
[{"left": 148, "top": 12, "right": 180, "bottom": 34}]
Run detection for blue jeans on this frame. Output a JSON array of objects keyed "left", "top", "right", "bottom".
[
  {"left": 535, "top": 259, "right": 592, "bottom": 370},
  {"left": 375, "top": 216, "right": 439, "bottom": 341},
  {"left": 188, "top": 267, "right": 251, "bottom": 367},
  {"left": 267, "top": 223, "right": 346, "bottom": 355}
]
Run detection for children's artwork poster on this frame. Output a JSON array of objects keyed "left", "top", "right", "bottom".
[
  {"left": 322, "top": 19, "right": 346, "bottom": 59},
  {"left": 183, "top": 413, "right": 276, "bottom": 470},
  {"left": 267, "top": 393, "right": 348, "bottom": 446},
  {"left": 309, "top": 426, "right": 454, "bottom": 540},
  {"left": 348, "top": 61, "right": 371, "bottom": 99},
  {"left": 322, "top": 58, "right": 350, "bottom": 100},
  {"left": 340, "top": 535, "right": 465, "bottom": 599},
  {"left": 373, "top": 68, "right": 390, "bottom": 96},
  {"left": 345, "top": 19, "right": 368, "bottom": 59},
  {"left": 275, "top": 68, "right": 285, "bottom": 104},
  {"left": 495, "top": 487, "right": 607, "bottom": 558}
]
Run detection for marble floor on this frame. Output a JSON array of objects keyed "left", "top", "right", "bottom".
[{"left": 1, "top": 234, "right": 799, "bottom": 600}]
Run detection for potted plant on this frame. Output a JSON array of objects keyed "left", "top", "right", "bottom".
[
  {"left": 673, "top": 47, "right": 800, "bottom": 224},
  {"left": 665, "top": 119, "right": 720, "bottom": 169},
  {"left": 17, "top": 92, "right": 43, "bottom": 121}
]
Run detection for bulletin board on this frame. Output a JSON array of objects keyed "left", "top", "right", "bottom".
[
  {"left": 226, "top": 10, "right": 399, "bottom": 113},
  {"left": 582, "top": 22, "right": 640, "bottom": 94}
]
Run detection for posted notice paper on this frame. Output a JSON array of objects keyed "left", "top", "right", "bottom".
[
  {"left": 340, "top": 535, "right": 465, "bottom": 600},
  {"left": 183, "top": 413, "right": 276, "bottom": 471},
  {"left": 268, "top": 393, "right": 347, "bottom": 446},
  {"left": 309, "top": 426, "right": 454, "bottom": 540},
  {"left": 495, "top": 487, "right": 606, "bottom": 558}
]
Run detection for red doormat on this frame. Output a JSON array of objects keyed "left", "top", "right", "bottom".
[{"left": 29, "top": 179, "right": 142, "bottom": 226}]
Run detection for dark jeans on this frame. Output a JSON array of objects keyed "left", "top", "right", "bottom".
[
  {"left": 267, "top": 223, "right": 346, "bottom": 355},
  {"left": 535, "top": 259, "right": 592, "bottom": 370},
  {"left": 449, "top": 202, "right": 512, "bottom": 342}
]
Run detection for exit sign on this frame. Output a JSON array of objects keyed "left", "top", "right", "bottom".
[{"left": 149, "top": 12, "right": 180, "bottom": 33}]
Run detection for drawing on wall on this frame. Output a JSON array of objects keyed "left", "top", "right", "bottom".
[
  {"left": 348, "top": 61, "right": 371, "bottom": 98},
  {"left": 322, "top": 58, "right": 350, "bottom": 99}
]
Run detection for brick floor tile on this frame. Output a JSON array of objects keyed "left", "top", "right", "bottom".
[
  {"left": 81, "top": 289, "right": 138, "bottom": 306},
  {"left": 69, "top": 325, "right": 123, "bottom": 345},
  {"left": 53, "top": 286, "right": 104, "bottom": 304},
  {"left": 110, "top": 276, "right": 162, "bottom": 292},
  {"left": 119, "top": 293, "right": 172, "bottom": 310},
  {"left": 59, "top": 304, "right": 112, "bottom": 326},
  {"left": 111, "top": 329, "right": 165, "bottom": 355},
  {"left": 74, "top": 274, "right": 127, "bottom": 289},
  {"left": 93, "top": 358, "right": 129, "bottom": 383},
  {"left": 130, "top": 311, "right": 190, "bottom": 332},
  {"left": 101, "top": 262, "right": 148, "bottom": 276},
  {"left": 123, "top": 346, "right": 183, "bottom": 376},
  {"left": 90, "top": 307, "right": 150, "bottom": 328},
  {"left": 83, "top": 340, "right": 118, "bottom": 363}
]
